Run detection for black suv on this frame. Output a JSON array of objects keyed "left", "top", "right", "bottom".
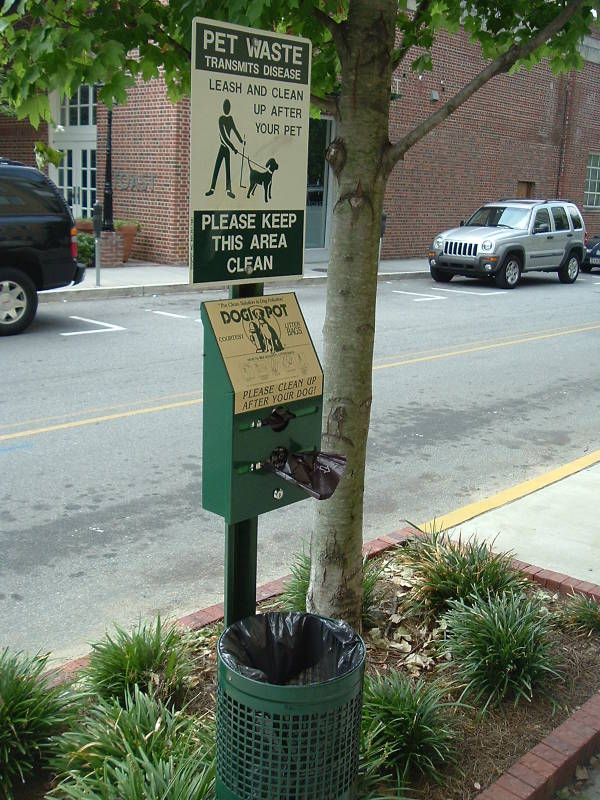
[{"left": 0, "top": 158, "right": 84, "bottom": 335}]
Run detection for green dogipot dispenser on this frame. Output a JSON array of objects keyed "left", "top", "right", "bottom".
[{"left": 201, "top": 292, "right": 324, "bottom": 523}]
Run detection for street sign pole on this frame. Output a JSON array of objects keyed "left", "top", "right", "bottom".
[{"left": 225, "top": 279, "right": 263, "bottom": 626}]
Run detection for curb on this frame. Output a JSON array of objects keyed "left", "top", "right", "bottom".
[
  {"left": 38, "top": 269, "right": 428, "bottom": 303},
  {"left": 46, "top": 525, "right": 600, "bottom": 799}
]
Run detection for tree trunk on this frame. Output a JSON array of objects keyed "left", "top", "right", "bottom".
[{"left": 307, "top": 0, "right": 397, "bottom": 630}]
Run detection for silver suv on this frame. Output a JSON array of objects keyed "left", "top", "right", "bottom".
[{"left": 428, "top": 199, "right": 586, "bottom": 289}]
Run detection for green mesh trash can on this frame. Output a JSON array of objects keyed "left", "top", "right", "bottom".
[{"left": 216, "top": 612, "right": 365, "bottom": 800}]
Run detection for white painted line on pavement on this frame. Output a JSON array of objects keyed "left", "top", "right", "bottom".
[
  {"left": 393, "top": 290, "right": 446, "bottom": 301},
  {"left": 430, "top": 287, "right": 506, "bottom": 297},
  {"left": 146, "top": 310, "right": 190, "bottom": 319},
  {"left": 61, "top": 317, "right": 126, "bottom": 336}
]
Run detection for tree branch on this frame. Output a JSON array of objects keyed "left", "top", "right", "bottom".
[
  {"left": 384, "top": 0, "right": 589, "bottom": 173},
  {"left": 312, "top": 6, "right": 347, "bottom": 58},
  {"left": 157, "top": 29, "right": 191, "bottom": 58},
  {"left": 311, "top": 93, "right": 337, "bottom": 116},
  {"left": 394, "top": 0, "right": 434, "bottom": 67}
]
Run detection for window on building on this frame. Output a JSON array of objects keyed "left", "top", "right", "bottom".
[
  {"left": 60, "top": 84, "right": 97, "bottom": 128},
  {"left": 584, "top": 153, "right": 600, "bottom": 209}
]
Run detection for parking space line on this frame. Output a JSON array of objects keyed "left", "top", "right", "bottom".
[
  {"left": 145, "top": 310, "right": 190, "bottom": 319},
  {"left": 430, "top": 287, "right": 506, "bottom": 297},
  {"left": 392, "top": 290, "right": 446, "bottom": 301},
  {"left": 61, "top": 317, "right": 126, "bottom": 336}
]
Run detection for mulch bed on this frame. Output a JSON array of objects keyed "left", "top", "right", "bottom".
[
  {"left": 15, "top": 545, "right": 600, "bottom": 800},
  {"left": 184, "top": 548, "right": 600, "bottom": 799}
]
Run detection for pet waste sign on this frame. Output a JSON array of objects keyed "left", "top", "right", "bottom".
[{"left": 190, "top": 18, "right": 312, "bottom": 286}]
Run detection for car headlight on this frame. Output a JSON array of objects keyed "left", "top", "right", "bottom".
[
  {"left": 481, "top": 239, "right": 494, "bottom": 252},
  {"left": 434, "top": 236, "right": 443, "bottom": 249}
]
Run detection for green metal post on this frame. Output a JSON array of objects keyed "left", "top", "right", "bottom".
[
  {"left": 224, "top": 517, "right": 258, "bottom": 627},
  {"left": 224, "top": 281, "right": 263, "bottom": 626}
]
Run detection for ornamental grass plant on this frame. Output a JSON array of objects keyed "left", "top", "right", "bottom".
[
  {"left": 81, "top": 616, "right": 195, "bottom": 706},
  {"left": 440, "top": 590, "right": 561, "bottom": 712},
  {"left": 399, "top": 530, "right": 528, "bottom": 616},
  {"left": 559, "top": 593, "right": 600, "bottom": 634},
  {"left": 49, "top": 687, "right": 215, "bottom": 799},
  {"left": 280, "top": 551, "right": 383, "bottom": 627},
  {"left": 360, "top": 669, "right": 458, "bottom": 792},
  {"left": 0, "top": 649, "right": 81, "bottom": 800}
]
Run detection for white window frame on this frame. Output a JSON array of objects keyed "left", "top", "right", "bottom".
[{"left": 584, "top": 152, "right": 600, "bottom": 209}]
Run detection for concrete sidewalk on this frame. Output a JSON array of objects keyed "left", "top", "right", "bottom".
[
  {"left": 426, "top": 455, "right": 600, "bottom": 589},
  {"left": 39, "top": 256, "right": 429, "bottom": 302}
]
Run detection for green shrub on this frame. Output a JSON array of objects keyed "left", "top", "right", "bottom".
[
  {"left": 440, "top": 591, "right": 561, "bottom": 712},
  {"left": 360, "top": 669, "right": 457, "bottom": 788},
  {"left": 50, "top": 687, "right": 215, "bottom": 798},
  {"left": 82, "top": 617, "right": 195, "bottom": 706},
  {"left": 559, "top": 593, "right": 600, "bottom": 634},
  {"left": 76, "top": 233, "right": 95, "bottom": 266},
  {"left": 280, "top": 552, "right": 383, "bottom": 627},
  {"left": 399, "top": 531, "right": 527, "bottom": 616},
  {"left": 50, "top": 753, "right": 214, "bottom": 800},
  {"left": 114, "top": 218, "right": 141, "bottom": 231},
  {"left": 0, "top": 649, "right": 80, "bottom": 799}
]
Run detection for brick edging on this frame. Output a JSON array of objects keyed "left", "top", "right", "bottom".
[{"left": 46, "top": 524, "right": 600, "bottom": 800}]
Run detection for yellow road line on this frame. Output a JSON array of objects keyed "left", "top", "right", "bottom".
[
  {"left": 0, "top": 398, "right": 203, "bottom": 443},
  {"left": 0, "top": 390, "right": 203, "bottom": 432},
  {"left": 373, "top": 322, "right": 600, "bottom": 370},
  {"left": 418, "top": 448, "right": 600, "bottom": 532},
  {"left": 372, "top": 321, "right": 600, "bottom": 365},
  {"left": 5, "top": 321, "right": 599, "bottom": 441}
]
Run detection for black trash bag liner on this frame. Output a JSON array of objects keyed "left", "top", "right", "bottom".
[
  {"left": 219, "top": 612, "right": 364, "bottom": 685},
  {"left": 264, "top": 449, "right": 347, "bottom": 501}
]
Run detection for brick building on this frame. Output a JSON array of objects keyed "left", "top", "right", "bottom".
[{"left": 1, "top": 28, "right": 599, "bottom": 265}]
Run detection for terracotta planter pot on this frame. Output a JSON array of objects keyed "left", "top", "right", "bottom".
[
  {"left": 118, "top": 225, "right": 138, "bottom": 262},
  {"left": 75, "top": 219, "right": 94, "bottom": 234}
]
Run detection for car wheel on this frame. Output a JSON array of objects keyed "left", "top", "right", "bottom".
[
  {"left": 580, "top": 263, "right": 592, "bottom": 274},
  {"left": 558, "top": 253, "right": 580, "bottom": 284},
  {"left": 0, "top": 269, "right": 38, "bottom": 336},
  {"left": 430, "top": 265, "right": 453, "bottom": 282},
  {"left": 495, "top": 254, "right": 521, "bottom": 289}
]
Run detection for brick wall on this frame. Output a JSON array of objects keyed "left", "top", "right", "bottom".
[
  {"left": 0, "top": 117, "right": 47, "bottom": 166},
  {"left": 96, "top": 76, "right": 190, "bottom": 264},
  {"left": 383, "top": 28, "right": 573, "bottom": 257},
  {"left": 559, "top": 59, "right": 600, "bottom": 238}
]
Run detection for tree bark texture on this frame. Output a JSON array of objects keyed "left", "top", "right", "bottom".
[{"left": 307, "top": 0, "right": 397, "bottom": 631}]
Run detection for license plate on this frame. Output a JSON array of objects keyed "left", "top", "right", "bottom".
[{"left": 591, "top": 257, "right": 600, "bottom": 264}]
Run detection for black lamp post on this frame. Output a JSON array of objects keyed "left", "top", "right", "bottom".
[{"left": 102, "top": 107, "right": 114, "bottom": 231}]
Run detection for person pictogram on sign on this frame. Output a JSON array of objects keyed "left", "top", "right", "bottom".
[{"left": 205, "top": 98, "right": 245, "bottom": 199}]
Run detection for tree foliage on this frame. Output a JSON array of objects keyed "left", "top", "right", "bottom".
[
  {"left": 1, "top": 0, "right": 597, "bottom": 627},
  {"left": 1, "top": 1, "right": 596, "bottom": 128}
]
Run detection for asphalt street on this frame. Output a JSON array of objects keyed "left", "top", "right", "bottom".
[{"left": 2, "top": 271, "right": 600, "bottom": 663}]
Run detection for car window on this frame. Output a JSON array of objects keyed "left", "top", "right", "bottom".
[
  {"left": 466, "top": 206, "right": 531, "bottom": 230},
  {"left": 569, "top": 209, "right": 583, "bottom": 229},
  {"left": 551, "top": 206, "right": 570, "bottom": 231},
  {"left": 0, "top": 174, "right": 64, "bottom": 216},
  {"left": 533, "top": 208, "right": 551, "bottom": 233}
]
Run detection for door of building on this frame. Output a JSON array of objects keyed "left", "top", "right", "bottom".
[
  {"left": 48, "top": 86, "right": 98, "bottom": 219},
  {"left": 305, "top": 117, "right": 334, "bottom": 261}
]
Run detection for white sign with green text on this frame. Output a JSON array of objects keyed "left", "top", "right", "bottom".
[{"left": 190, "top": 18, "right": 312, "bottom": 286}]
